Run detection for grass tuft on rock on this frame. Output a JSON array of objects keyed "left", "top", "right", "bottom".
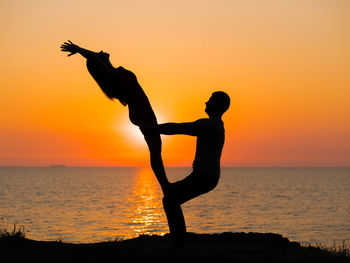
[{"left": 0, "top": 217, "right": 26, "bottom": 239}]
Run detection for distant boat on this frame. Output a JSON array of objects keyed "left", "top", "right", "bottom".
[{"left": 49, "top": 165, "right": 66, "bottom": 168}]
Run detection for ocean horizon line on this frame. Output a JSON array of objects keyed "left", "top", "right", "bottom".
[{"left": 0, "top": 165, "right": 349, "bottom": 168}]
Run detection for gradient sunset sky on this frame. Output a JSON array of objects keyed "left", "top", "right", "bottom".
[{"left": 1, "top": 0, "right": 349, "bottom": 167}]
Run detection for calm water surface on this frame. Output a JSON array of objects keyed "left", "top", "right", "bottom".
[{"left": 0, "top": 167, "right": 349, "bottom": 245}]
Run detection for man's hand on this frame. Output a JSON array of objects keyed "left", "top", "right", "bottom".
[
  {"left": 60, "top": 40, "right": 80, "bottom": 56},
  {"left": 139, "top": 124, "right": 158, "bottom": 135}
]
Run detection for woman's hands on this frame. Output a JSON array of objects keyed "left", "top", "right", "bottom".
[{"left": 60, "top": 40, "right": 80, "bottom": 56}]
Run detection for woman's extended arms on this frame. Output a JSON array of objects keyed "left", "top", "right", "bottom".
[{"left": 60, "top": 40, "right": 98, "bottom": 59}]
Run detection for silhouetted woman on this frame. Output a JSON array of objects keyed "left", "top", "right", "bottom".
[{"left": 61, "top": 40, "right": 169, "bottom": 193}]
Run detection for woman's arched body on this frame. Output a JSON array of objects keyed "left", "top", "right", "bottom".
[{"left": 61, "top": 41, "right": 170, "bottom": 193}]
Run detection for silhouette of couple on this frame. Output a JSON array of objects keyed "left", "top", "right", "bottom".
[{"left": 61, "top": 41, "right": 230, "bottom": 244}]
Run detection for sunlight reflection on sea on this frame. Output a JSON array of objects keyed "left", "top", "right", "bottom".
[{"left": 0, "top": 167, "right": 349, "bottom": 245}]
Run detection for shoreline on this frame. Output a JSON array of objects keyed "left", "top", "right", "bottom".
[{"left": 1, "top": 232, "right": 349, "bottom": 263}]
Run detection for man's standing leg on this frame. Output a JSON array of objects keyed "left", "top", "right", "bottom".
[
  {"left": 162, "top": 195, "right": 186, "bottom": 243},
  {"left": 162, "top": 171, "right": 219, "bottom": 244}
]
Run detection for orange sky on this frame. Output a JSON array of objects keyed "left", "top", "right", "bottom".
[{"left": 0, "top": 0, "right": 349, "bottom": 167}]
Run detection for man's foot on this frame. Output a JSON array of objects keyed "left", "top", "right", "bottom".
[{"left": 171, "top": 232, "right": 187, "bottom": 247}]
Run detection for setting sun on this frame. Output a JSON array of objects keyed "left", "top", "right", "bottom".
[{"left": 0, "top": 0, "right": 349, "bottom": 167}]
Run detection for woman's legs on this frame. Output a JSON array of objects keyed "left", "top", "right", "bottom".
[{"left": 143, "top": 133, "right": 170, "bottom": 194}]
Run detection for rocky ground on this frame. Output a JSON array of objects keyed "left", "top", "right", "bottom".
[{"left": 1, "top": 232, "right": 349, "bottom": 263}]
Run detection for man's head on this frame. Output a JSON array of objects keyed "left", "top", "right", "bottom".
[{"left": 205, "top": 91, "right": 230, "bottom": 117}]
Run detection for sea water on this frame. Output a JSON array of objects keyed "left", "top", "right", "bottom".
[{"left": 0, "top": 167, "right": 349, "bottom": 245}]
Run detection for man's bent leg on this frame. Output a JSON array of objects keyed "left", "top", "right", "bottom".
[{"left": 162, "top": 171, "right": 219, "bottom": 244}]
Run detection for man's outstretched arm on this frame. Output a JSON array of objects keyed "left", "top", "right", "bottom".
[{"left": 157, "top": 122, "right": 199, "bottom": 136}]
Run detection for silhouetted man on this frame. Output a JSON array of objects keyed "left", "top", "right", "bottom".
[
  {"left": 60, "top": 41, "right": 170, "bottom": 194},
  {"left": 145, "top": 91, "right": 230, "bottom": 244}
]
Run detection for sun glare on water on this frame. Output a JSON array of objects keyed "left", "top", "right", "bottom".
[{"left": 127, "top": 168, "right": 167, "bottom": 236}]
